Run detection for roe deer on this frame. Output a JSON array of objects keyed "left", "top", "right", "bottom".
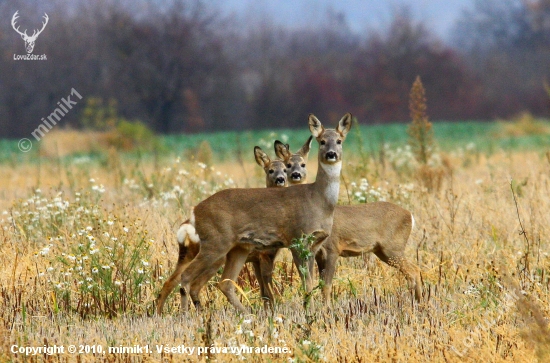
[
  {"left": 274, "top": 145, "right": 422, "bottom": 303},
  {"left": 156, "top": 113, "right": 352, "bottom": 314},
  {"left": 314, "top": 203, "right": 422, "bottom": 302},
  {"left": 250, "top": 142, "right": 311, "bottom": 303},
  {"left": 155, "top": 144, "right": 310, "bottom": 311}
]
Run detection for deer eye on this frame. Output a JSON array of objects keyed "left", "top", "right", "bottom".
[
  {"left": 283, "top": 169, "right": 287, "bottom": 173},
  {"left": 301, "top": 163, "right": 306, "bottom": 168},
  {"left": 269, "top": 169, "right": 274, "bottom": 174},
  {"left": 320, "top": 140, "right": 326, "bottom": 145},
  {"left": 286, "top": 163, "right": 291, "bottom": 168},
  {"left": 337, "top": 140, "right": 342, "bottom": 144}
]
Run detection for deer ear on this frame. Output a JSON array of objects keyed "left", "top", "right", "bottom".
[
  {"left": 274, "top": 140, "right": 291, "bottom": 160},
  {"left": 309, "top": 114, "right": 324, "bottom": 138},
  {"left": 298, "top": 135, "right": 313, "bottom": 159},
  {"left": 254, "top": 146, "right": 270, "bottom": 167},
  {"left": 336, "top": 113, "right": 353, "bottom": 138}
]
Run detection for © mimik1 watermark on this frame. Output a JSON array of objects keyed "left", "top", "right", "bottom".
[
  {"left": 18, "top": 88, "right": 83, "bottom": 152},
  {"left": 12, "top": 11, "right": 48, "bottom": 60}
]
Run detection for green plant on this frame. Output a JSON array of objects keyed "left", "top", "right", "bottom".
[
  {"left": 9, "top": 187, "right": 156, "bottom": 318},
  {"left": 289, "top": 233, "right": 316, "bottom": 288}
]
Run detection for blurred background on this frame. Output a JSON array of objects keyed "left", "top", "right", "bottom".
[{"left": 1, "top": 0, "right": 549, "bottom": 138}]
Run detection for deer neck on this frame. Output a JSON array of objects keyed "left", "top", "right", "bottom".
[{"left": 313, "top": 160, "right": 341, "bottom": 208}]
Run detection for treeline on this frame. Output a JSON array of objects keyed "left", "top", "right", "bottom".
[{"left": 0, "top": 0, "right": 549, "bottom": 138}]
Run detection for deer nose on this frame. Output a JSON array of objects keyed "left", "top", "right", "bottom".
[
  {"left": 291, "top": 172, "right": 302, "bottom": 180},
  {"left": 275, "top": 176, "right": 286, "bottom": 185},
  {"left": 325, "top": 151, "right": 337, "bottom": 161}
]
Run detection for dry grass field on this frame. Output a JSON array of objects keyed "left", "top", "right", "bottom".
[{"left": 1, "top": 130, "right": 550, "bottom": 362}]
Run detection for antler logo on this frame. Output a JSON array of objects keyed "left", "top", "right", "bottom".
[{"left": 11, "top": 11, "right": 49, "bottom": 54}]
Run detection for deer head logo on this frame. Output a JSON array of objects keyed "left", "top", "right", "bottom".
[{"left": 11, "top": 11, "right": 49, "bottom": 54}]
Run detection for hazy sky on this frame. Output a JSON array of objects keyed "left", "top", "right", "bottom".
[{"left": 220, "top": 0, "right": 475, "bottom": 39}]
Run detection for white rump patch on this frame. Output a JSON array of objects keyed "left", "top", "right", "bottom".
[{"left": 177, "top": 223, "right": 200, "bottom": 246}]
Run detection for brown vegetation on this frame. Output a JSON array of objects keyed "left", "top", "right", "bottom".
[{"left": 1, "top": 139, "right": 549, "bottom": 361}]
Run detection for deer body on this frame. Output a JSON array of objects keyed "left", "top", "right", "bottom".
[
  {"left": 249, "top": 143, "right": 311, "bottom": 303},
  {"left": 156, "top": 145, "right": 306, "bottom": 310},
  {"left": 315, "top": 203, "right": 421, "bottom": 302},
  {"left": 156, "top": 114, "right": 351, "bottom": 314},
  {"left": 274, "top": 143, "right": 422, "bottom": 303}
]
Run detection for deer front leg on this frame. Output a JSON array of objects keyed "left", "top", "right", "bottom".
[
  {"left": 291, "top": 230, "right": 329, "bottom": 293},
  {"left": 320, "top": 251, "right": 339, "bottom": 303},
  {"left": 290, "top": 248, "right": 313, "bottom": 292}
]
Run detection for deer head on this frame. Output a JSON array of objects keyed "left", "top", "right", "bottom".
[
  {"left": 274, "top": 136, "right": 312, "bottom": 184},
  {"left": 12, "top": 11, "right": 49, "bottom": 54},
  {"left": 254, "top": 146, "right": 288, "bottom": 187}
]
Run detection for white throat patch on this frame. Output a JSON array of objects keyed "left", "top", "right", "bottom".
[
  {"left": 320, "top": 161, "right": 342, "bottom": 179},
  {"left": 320, "top": 161, "right": 341, "bottom": 204}
]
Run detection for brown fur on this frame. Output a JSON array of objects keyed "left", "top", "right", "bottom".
[
  {"left": 156, "top": 113, "right": 352, "bottom": 314},
  {"left": 271, "top": 145, "right": 422, "bottom": 303},
  {"left": 317, "top": 203, "right": 422, "bottom": 302}
]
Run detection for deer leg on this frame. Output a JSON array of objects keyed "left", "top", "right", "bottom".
[
  {"left": 250, "top": 258, "right": 266, "bottom": 302},
  {"left": 156, "top": 242, "right": 200, "bottom": 315},
  {"left": 181, "top": 261, "right": 223, "bottom": 313},
  {"left": 157, "top": 263, "right": 186, "bottom": 315},
  {"left": 218, "top": 246, "right": 251, "bottom": 313},
  {"left": 290, "top": 248, "right": 311, "bottom": 292},
  {"left": 259, "top": 251, "right": 278, "bottom": 307},
  {"left": 188, "top": 256, "right": 226, "bottom": 310},
  {"left": 315, "top": 247, "right": 327, "bottom": 280},
  {"left": 374, "top": 248, "right": 422, "bottom": 302},
  {"left": 179, "top": 243, "right": 232, "bottom": 313},
  {"left": 290, "top": 230, "right": 329, "bottom": 293},
  {"left": 320, "top": 251, "right": 339, "bottom": 303}
]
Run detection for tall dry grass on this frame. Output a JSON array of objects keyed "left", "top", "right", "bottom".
[{"left": 1, "top": 142, "right": 549, "bottom": 362}]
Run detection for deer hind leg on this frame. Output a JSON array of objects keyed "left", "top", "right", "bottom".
[
  {"left": 179, "top": 242, "right": 232, "bottom": 313},
  {"left": 315, "top": 247, "right": 327, "bottom": 280},
  {"left": 156, "top": 237, "right": 200, "bottom": 315},
  {"left": 373, "top": 248, "right": 422, "bottom": 302},
  {"left": 218, "top": 246, "right": 251, "bottom": 314},
  {"left": 258, "top": 251, "right": 278, "bottom": 308},
  {"left": 250, "top": 259, "right": 267, "bottom": 303},
  {"left": 319, "top": 251, "right": 339, "bottom": 304},
  {"left": 188, "top": 256, "right": 226, "bottom": 310}
]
